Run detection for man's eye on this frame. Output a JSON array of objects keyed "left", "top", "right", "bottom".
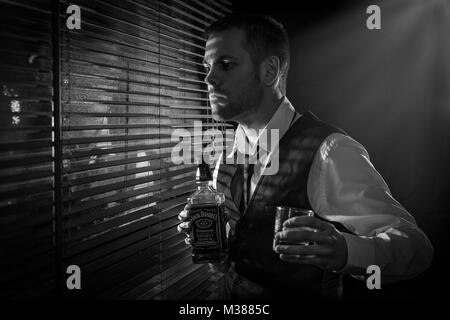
[{"left": 221, "top": 61, "right": 232, "bottom": 70}]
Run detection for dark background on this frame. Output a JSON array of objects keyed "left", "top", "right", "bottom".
[{"left": 233, "top": 0, "right": 450, "bottom": 300}]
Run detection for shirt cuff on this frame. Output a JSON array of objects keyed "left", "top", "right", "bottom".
[{"left": 335, "top": 233, "right": 376, "bottom": 276}]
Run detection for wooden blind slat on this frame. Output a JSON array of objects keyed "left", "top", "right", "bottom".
[
  {"left": 62, "top": 151, "right": 174, "bottom": 173},
  {"left": 64, "top": 177, "right": 195, "bottom": 228},
  {"left": 0, "top": 154, "right": 52, "bottom": 169},
  {"left": 61, "top": 137, "right": 232, "bottom": 160},
  {"left": 66, "top": 163, "right": 195, "bottom": 187},
  {"left": 120, "top": 253, "right": 192, "bottom": 299},
  {"left": 67, "top": 193, "right": 185, "bottom": 235},
  {"left": 164, "top": 264, "right": 214, "bottom": 300},
  {"left": 0, "top": 139, "right": 53, "bottom": 151},
  {"left": 62, "top": 122, "right": 227, "bottom": 132},
  {"left": 1, "top": 169, "right": 53, "bottom": 185},
  {"left": 65, "top": 168, "right": 195, "bottom": 201},
  {"left": 190, "top": 0, "right": 225, "bottom": 18},
  {"left": 66, "top": 196, "right": 186, "bottom": 257},
  {"left": 66, "top": 181, "right": 196, "bottom": 215}
]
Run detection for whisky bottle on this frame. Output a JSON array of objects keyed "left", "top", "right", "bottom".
[{"left": 187, "top": 161, "right": 227, "bottom": 264}]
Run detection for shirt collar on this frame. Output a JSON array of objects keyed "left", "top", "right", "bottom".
[{"left": 227, "top": 97, "right": 298, "bottom": 159}]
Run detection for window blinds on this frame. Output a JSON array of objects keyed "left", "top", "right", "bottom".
[
  {"left": 0, "top": 0, "right": 232, "bottom": 299},
  {"left": 0, "top": 0, "right": 56, "bottom": 299}
]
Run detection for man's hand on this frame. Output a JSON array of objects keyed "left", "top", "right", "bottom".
[
  {"left": 274, "top": 216, "right": 348, "bottom": 271},
  {"left": 177, "top": 204, "right": 192, "bottom": 245}
]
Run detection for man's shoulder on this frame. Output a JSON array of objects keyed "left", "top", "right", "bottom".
[{"left": 288, "top": 111, "right": 347, "bottom": 141}]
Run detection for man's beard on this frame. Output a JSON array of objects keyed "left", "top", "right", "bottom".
[{"left": 211, "top": 73, "right": 263, "bottom": 122}]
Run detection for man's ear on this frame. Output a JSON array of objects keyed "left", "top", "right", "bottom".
[{"left": 261, "top": 56, "right": 281, "bottom": 87}]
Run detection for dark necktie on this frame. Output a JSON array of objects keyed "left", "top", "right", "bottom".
[{"left": 239, "top": 148, "right": 257, "bottom": 213}]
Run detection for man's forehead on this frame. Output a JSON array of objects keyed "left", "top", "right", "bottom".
[{"left": 204, "top": 28, "right": 247, "bottom": 62}]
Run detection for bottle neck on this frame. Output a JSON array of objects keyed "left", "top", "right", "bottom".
[{"left": 197, "top": 181, "right": 210, "bottom": 189}]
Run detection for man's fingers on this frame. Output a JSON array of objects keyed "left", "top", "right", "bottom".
[
  {"left": 279, "top": 254, "right": 326, "bottom": 267},
  {"left": 283, "top": 216, "right": 331, "bottom": 232},
  {"left": 177, "top": 221, "right": 191, "bottom": 233},
  {"left": 275, "top": 229, "right": 333, "bottom": 245},
  {"left": 274, "top": 244, "right": 332, "bottom": 256},
  {"left": 177, "top": 206, "right": 192, "bottom": 246},
  {"left": 178, "top": 209, "right": 189, "bottom": 221}
]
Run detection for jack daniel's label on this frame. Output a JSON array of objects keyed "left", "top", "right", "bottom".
[{"left": 190, "top": 204, "right": 224, "bottom": 250}]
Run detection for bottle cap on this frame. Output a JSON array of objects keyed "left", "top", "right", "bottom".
[{"left": 195, "top": 161, "right": 212, "bottom": 182}]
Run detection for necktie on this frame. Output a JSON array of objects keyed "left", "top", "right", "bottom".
[
  {"left": 242, "top": 161, "right": 254, "bottom": 207},
  {"left": 238, "top": 162, "right": 252, "bottom": 213},
  {"left": 239, "top": 146, "right": 258, "bottom": 212}
]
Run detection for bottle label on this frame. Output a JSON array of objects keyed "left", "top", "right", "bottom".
[{"left": 190, "top": 204, "right": 223, "bottom": 250}]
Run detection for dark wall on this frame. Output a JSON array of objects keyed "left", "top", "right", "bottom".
[{"left": 233, "top": 0, "right": 450, "bottom": 300}]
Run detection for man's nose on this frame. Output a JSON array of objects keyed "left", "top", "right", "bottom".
[{"left": 204, "top": 69, "right": 218, "bottom": 86}]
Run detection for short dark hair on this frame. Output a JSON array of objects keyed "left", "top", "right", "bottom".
[{"left": 206, "top": 14, "right": 290, "bottom": 80}]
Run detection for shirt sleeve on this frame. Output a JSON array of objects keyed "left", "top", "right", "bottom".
[{"left": 307, "top": 133, "right": 434, "bottom": 283}]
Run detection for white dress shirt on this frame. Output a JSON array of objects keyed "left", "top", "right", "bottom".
[{"left": 213, "top": 97, "right": 433, "bottom": 283}]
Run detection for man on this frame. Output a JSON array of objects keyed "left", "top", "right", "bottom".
[{"left": 177, "top": 14, "right": 433, "bottom": 299}]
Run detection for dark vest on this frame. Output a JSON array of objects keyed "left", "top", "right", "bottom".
[{"left": 216, "top": 111, "right": 349, "bottom": 299}]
